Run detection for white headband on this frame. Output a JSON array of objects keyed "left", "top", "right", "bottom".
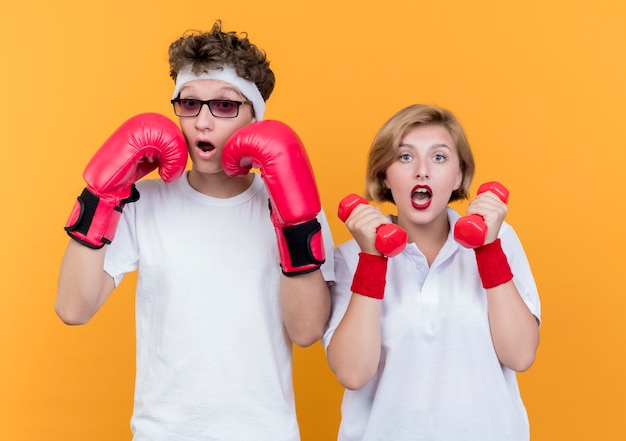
[{"left": 172, "top": 65, "right": 266, "bottom": 120}]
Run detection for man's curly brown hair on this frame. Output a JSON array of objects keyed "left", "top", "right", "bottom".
[{"left": 168, "top": 20, "right": 275, "bottom": 101}]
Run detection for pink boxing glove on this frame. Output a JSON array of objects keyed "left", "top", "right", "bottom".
[
  {"left": 65, "top": 113, "right": 188, "bottom": 248},
  {"left": 222, "top": 120, "right": 325, "bottom": 276}
]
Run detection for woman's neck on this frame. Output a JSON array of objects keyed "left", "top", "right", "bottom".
[{"left": 399, "top": 209, "right": 450, "bottom": 266}]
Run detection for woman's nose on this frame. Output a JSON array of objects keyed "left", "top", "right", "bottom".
[{"left": 415, "top": 159, "right": 429, "bottom": 178}]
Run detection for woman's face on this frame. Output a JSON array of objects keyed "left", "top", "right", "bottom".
[{"left": 384, "top": 124, "right": 463, "bottom": 227}]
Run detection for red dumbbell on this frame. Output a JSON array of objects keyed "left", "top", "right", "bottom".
[
  {"left": 453, "top": 181, "right": 509, "bottom": 249},
  {"left": 338, "top": 194, "right": 408, "bottom": 257}
]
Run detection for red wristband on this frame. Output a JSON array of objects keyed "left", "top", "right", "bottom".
[
  {"left": 350, "top": 252, "right": 388, "bottom": 299},
  {"left": 474, "top": 239, "right": 513, "bottom": 289}
]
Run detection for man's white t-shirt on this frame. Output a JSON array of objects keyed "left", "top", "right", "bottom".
[{"left": 105, "top": 172, "right": 335, "bottom": 441}]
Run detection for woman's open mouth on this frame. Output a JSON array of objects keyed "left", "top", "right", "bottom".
[{"left": 411, "top": 185, "right": 432, "bottom": 210}]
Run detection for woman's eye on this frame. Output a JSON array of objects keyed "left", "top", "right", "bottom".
[
  {"left": 399, "top": 153, "right": 412, "bottom": 162},
  {"left": 433, "top": 153, "right": 446, "bottom": 162}
]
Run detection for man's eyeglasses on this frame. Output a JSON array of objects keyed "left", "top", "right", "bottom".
[{"left": 171, "top": 98, "right": 252, "bottom": 118}]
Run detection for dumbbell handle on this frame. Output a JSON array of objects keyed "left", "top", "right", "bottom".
[
  {"left": 454, "top": 181, "right": 509, "bottom": 249},
  {"left": 338, "top": 194, "right": 408, "bottom": 257}
]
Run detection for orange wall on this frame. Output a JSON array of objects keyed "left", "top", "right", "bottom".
[{"left": 2, "top": 0, "right": 625, "bottom": 439}]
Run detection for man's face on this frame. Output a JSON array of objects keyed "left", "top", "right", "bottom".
[{"left": 176, "top": 79, "right": 255, "bottom": 176}]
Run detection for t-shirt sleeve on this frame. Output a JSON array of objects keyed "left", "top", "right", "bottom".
[
  {"left": 500, "top": 223, "right": 542, "bottom": 325},
  {"left": 317, "top": 208, "right": 336, "bottom": 284},
  {"left": 103, "top": 191, "right": 140, "bottom": 288},
  {"left": 322, "top": 240, "right": 359, "bottom": 351}
]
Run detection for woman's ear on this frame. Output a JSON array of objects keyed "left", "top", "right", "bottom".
[{"left": 453, "top": 167, "right": 463, "bottom": 191}]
